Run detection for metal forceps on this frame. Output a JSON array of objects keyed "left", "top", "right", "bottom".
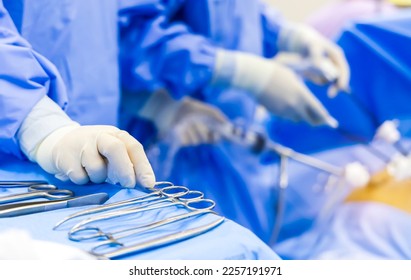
[
  {"left": 53, "top": 182, "right": 188, "bottom": 229},
  {"left": 0, "top": 180, "right": 49, "bottom": 188},
  {"left": 68, "top": 190, "right": 216, "bottom": 239},
  {"left": 70, "top": 208, "right": 215, "bottom": 243},
  {"left": 91, "top": 217, "right": 225, "bottom": 260},
  {"left": 0, "top": 184, "right": 73, "bottom": 205},
  {"left": 88, "top": 209, "right": 216, "bottom": 255}
]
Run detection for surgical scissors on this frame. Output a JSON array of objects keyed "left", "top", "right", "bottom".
[
  {"left": 0, "top": 180, "right": 49, "bottom": 188},
  {"left": 53, "top": 182, "right": 188, "bottom": 229},
  {"left": 68, "top": 190, "right": 215, "bottom": 235},
  {"left": 0, "top": 184, "right": 73, "bottom": 205}
]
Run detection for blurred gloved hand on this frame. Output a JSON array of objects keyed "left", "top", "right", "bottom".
[
  {"left": 274, "top": 53, "right": 340, "bottom": 87},
  {"left": 18, "top": 96, "right": 155, "bottom": 188},
  {"left": 169, "top": 99, "right": 229, "bottom": 146},
  {"left": 137, "top": 90, "right": 229, "bottom": 146},
  {"left": 277, "top": 23, "right": 350, "bottom": 97},
  {"left": 213, "top": 50, "right": 338, "bottom": 127}
]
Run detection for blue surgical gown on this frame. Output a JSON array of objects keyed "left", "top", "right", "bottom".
[
  {"left": 0, "top": 0, "right": 120, "bottom": 157},
  {"left": 118, "top": 0, "right": 285, "bottom": 243}
]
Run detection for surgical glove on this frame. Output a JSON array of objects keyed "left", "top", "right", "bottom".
[
  {"left": 18, "top": 96, "right": 155, "bottom": 188},
  {"left": 170, "top": 99, "right": 229, "bottom": 146},
  {"left": 213, "top": 50, "right": 338, "bottom": 127},
  {"left": 35, "top": 125, "right": 155, "bottom": 188},
  {"left": 137, "top": 91, "right": 229, "bottom": 146},
  {"left": 275, "top": 53, "right": 340, "bottom": 86},
  {"left": 277, "top": 23, "right": 350, "bottom": 97}
]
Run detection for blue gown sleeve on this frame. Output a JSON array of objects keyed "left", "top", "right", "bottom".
[
  {"left": 259, "top": 1, "right": 285, "bottom": 58},
  {"left": 0, "top": 2, "right": 68, "bottom": 157},
  {"left": 119, "top": 2, "right": 217, "bottom": 100}
]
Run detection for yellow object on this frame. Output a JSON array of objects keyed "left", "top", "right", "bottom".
[
  {"left": 345, "top": 169, "right": 411, "bottom": 214},
  {"left": 388, "top": 0, "right": 411, "bottom": 7}
]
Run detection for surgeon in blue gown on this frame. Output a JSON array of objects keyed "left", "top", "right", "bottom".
[
  {"left": 0, "top": 0, "right": 155, "bottom": 189},
  {"left": 118, "top": 0, "right": 351, "bottom": 243}
]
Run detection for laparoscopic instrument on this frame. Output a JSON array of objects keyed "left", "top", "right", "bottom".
[
  {"left": 0, "top": 192, "right": 109, "bottom": 218},
  {"left": 218, "top": 123, "right": 368, "bottom": 180},
  {"left": 217, "top": 123, "right": 370, "bottom": 245},
  {"left": 0, "top": 184, "right": 73, "bottom": 205}
]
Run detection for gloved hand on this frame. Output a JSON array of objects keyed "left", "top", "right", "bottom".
[
  {"left": 18, "top": 96, "right": 155, "bottom": 188},
  {"left": 169, "top": 99, "right": 229, "bottom": 146},
  {"left": 34, "top": 125, "right": 155, "bottom": 188},
  {"left": 277, "top": 23, "right": 350, "bottom": 97},
  {"left": 137, "top": 90, "right": 229, "bottom": 146},
  {"left": 212, "top": 50, "right": 338, "bottom": 127}
]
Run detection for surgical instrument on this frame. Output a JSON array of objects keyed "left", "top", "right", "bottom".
[
  {"left": 69, "top": 208, "right": 215, "bottom": 242},
  {"left": 68, "top": 191, "right": 215, "bottom": 234},
  {"left": 269, "top": 155, "right": 289, "bottom": 246},
  {"left": 219, "top": 123, "right": 346, "bottom": 176},
  {"left": 0, "top": 192, "right": 109, "bottom": 218},
  {"left": 91, "top": 217, "right": 225, "bottom": 259},
  {"left": 0, "top": 180, "right": 49, "bottom": 188},
  {"left": 53, "top": 182, "right": 188, "bottom": 229},
  {"left": 0, "top": 184, "right": 73, "bottom": 205}
]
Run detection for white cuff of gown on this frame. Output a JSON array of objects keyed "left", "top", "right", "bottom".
[{"left": 17, "top": 95, "right": 79, "bottom": 161}]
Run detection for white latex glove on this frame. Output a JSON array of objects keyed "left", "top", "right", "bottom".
[
  {"left": 18, "top": 96, "right": 155, "bottom": 188},
  {"left": 275, "top": 53, "right": 340, "bottom": 86},
  {"left": 35, "top": 124, "right": 155, "bottom": 188},
  {"left": 277, "top": 23, "right": 350, "bottom": 97},
  {"left": 137, "top": 91, "right": 229, "bottom": 146},
  {"left": 213, "top": 50, "right": 338, "bottom": 127},
  {"left": 171, "top": 103, "right": 229, "bottom": 146},
  {"left": 0, "top": 229, "right": 96, "bottom": 260}
]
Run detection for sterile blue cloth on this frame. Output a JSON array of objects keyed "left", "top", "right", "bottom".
[
  {"left": 276, "top": 202, "right": 411, "bottom": 260},
  {"left": 0, "top": 153, "right": 279, "bottom": 260}
]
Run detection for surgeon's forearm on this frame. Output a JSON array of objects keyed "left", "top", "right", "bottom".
[{"left": 0, "top": 4, "right": 69, "bottom": 157}]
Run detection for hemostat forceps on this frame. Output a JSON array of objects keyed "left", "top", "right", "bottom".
[
  {"left": 91, "top": 217, "right": 225, "bottom": 260},
  {"left": 88, "top": 209, "right": 215, "bottom": 255},
  {"left": 53, "top": 182, "right": 187, "bottom": 229},
  {"left": 70, "top": 208, "right": 215, "bottom": 243},
  {"left": 0, "top": 180, "right": 49, "bottom": 188},
  {"left": 68, "top": 190, "right": 215, "bottom": 236},
  {"left": 0, "top": 184, "right": 73, "bottom": 205}
]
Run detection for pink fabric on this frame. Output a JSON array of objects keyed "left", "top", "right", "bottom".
[{"left": 306, "top": 0, "right": 398, "bottom": 39}]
